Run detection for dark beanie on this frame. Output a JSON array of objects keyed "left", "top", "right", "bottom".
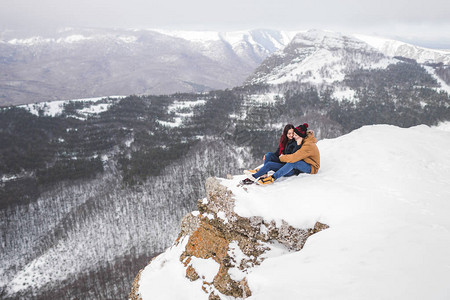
[{"left": 294, "top": 123, "right": 308, "bottom": 138}]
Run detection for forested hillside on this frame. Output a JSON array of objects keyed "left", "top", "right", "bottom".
[{"left": 1, "top": 52, "right": 450, "bottom": 300}]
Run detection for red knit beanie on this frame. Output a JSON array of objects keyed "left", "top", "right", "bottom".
[{"left": 294, "top": 123, "right": 308, "bottom": 138}]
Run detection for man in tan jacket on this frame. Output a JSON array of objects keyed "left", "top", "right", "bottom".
[{"left": 258, "top": 123, "right": 320, "bottom": 185}]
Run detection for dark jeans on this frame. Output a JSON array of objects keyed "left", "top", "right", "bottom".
[
  {"left": 252, "top": 152, "right": 295, "bottom": 179},
  {"left": 264, "top": 152, "right": 281, "bottom": 163},
  {"left": 273, "top": 160, "right": 311, "bottom": 180}
]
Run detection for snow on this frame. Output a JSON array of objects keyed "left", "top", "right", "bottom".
[
  {"left": 7, "top": 35, "right": 92, "bottom": 45},
  {"left": 205, "top": 213, "right": 214, "bottom": 220},
  {"left": 152, "top": 29, "right": 222, "bottom": 42},
  {"left": 424, "top": 66, "right": 450, "bottom": 95},
  {"left": 7, "top": 37, "right": 51, "bottom": 45},
  {"left": 227, "top": 241, "right": 251, "bottom": 281},
  {"left": 150, "top": 29, "right": 296, "bottom": 64},
  {"left": 159, "top": 99, "right": 207, "bottom": 127},
  {"left": 354, "top": 34, "right": 450, "bottom": 64},
  {"left": 117, "top": 35, "right": 138, "bottom": 43},
  {"left": 217, "top": 211, "right": 229, "bottom": 224},
  {"left": 139, "top": 238, "right": 213, "bottom": 299},
  {"left": 125, "top": 138, "right": 134, "bottom": 147},
  {"left": 188, "top": 257, "right": 220, "bottom": 282},
  {"left": 152, "top": 29, "right": 296, "bottom": 50},
  {"left": 168, "top": 100, "right": 206, "bottom": 113},
  {"left": 247, "top": 93, "right": 283, "bottom": 105},
  {"left": 139, "top": 124, "right": 450, "bottom": 299},
  {"left": 434, "top": 121, "right": 450, "bottom": 132},
  {"left": 19, "top": 96, "right": 123, "bottom": 118},
  {"left": 157, "top": 120, "right": 182, "bottom": 128},
  {"left": 77, "top": 103, "right": 112, "bottom": 118},
  {"left": 262, "top": 30, "right": 397, "bottom": 86},
  {"left": 1, "top": 174, "right": 19, "bottom": 182},
  {"left": 22, "top": 100, "right": 66, "bottom": 117},
  {"left": 60, "top": 35, "right": 92, "bottom": 43},
  {"left": 332, "top": 87, "right": 357, "bottom": 102},
  {"left": 266, "top": 48, "right": 344, "bottom": 85}
]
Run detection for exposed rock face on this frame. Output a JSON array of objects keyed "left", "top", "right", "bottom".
[
  {"left": 130, "top": 177, "right": 329, "bottom": 299},
  {"left": 129, "top": 269, "right": 143, "bottom": 300}
]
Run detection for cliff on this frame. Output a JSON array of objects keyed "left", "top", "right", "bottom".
[
  {"left": 129, "top": 177, "right": 328, "bottom": 299},
  {"left": 129, "top": 124, "right": 450, "bottom": 300}
]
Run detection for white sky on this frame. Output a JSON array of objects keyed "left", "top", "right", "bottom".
[{"left": 1, "top": 0, "right": 449, "bottom": 48}]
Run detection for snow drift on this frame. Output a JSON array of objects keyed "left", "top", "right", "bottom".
[{"left": 134, "top": 124, "right": 450, "bottom": 299}]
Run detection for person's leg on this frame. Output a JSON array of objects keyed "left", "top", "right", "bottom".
[
  {"left": 252, "top": 161, "right": 285, "bottom": 179},
  {"left": 273, "top": 161, "right": 311, "bottom": 180},
  {"left": 292, "top": 160, "right": 312, "bottom": 174},
  {"left": 246, "top": 152, "right": 280, "bottom": 174},
  {"left": 264, "top": 152, "right": 281, "bottom": 164}
]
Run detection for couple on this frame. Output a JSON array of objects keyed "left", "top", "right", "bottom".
[{"left": 242, "top": 123, "right": 320, "bottom": 185}]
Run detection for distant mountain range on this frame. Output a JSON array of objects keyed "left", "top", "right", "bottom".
[
  {"left": 354, "top": 34, "right": 450, "bottom": 65},
  {"left": 247, "top": 30, "right": 450, "bottom": 98},
  {"left": 1, "top": 28, "right": 449, "bottom": 106},
  {"left": 0, "top": 28, "right": 295, "bottom": 106}
]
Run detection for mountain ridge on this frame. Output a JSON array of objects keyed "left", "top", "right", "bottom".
[
  {"left": 245, "top": 29, "right": 450, "bottom": 101},
  {"left": 0, "top": 28, "right": 293, "bottom": 106},
  {"left": 2, "top": 28, "right": 450, "bottom": 106}
]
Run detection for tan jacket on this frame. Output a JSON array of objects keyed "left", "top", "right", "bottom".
[{"left": 279, "top": 131, "right": 320, "bottom": 174}]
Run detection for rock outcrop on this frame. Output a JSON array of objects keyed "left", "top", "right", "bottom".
[{"left": 130, "top": 177, "right": 329, "bottom": 299}]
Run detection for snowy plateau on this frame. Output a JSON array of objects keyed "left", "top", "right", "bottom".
[{"left": 135, "top": 124, "right": 450, "bottom": 300}]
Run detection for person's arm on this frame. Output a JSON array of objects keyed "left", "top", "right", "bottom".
[{"left": 279, "top": 144, "right": 312, "bottom": 163}]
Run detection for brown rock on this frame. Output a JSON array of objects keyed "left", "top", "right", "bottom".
[
  {"left": 313, "top": 221, "right": 330, "bottom": 233},
  {"left": 128, "top": 269, "right": 143, "bottom": 300},
  {"left": 213, "top": 265, "right": 252, "bottom": 298},
  {"left": 132, "top": 177, "right": 329, "bottom": 299},
  {"left": 208, "top": 292, "right": 222, "bottom": 300},
  {"left": 177, "top": 212, "right": 201, "bottom": 243},
  {"left": 186, "top": 265, "right": 200, "bottom": 281},
  {"left": 183, "top": 221, "right": 229, "bottom": 263}
]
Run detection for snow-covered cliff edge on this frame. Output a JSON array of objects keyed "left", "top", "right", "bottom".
[{"left": 130, "top": 124, "right": 450, "bottom": 299}]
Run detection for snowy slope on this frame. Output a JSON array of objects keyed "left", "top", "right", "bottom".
[
  {"left": 153, "top": 29, "right": 297, "bottom": 59},
  {"left": 137, "top": 124, "right": 450, "bottom": 299},
  {"left": 247, "top": 29, "right": 396, "bottom": 86},
  {"left": 353, "top": 34, "right": 450, "bottom": 64},
  {"left": 17, "top": 96, "right": 124, "bottom": 118}
]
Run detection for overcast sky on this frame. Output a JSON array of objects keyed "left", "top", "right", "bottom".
[{"left": 1, "top": 0, "right": 449, "bottom": 48}]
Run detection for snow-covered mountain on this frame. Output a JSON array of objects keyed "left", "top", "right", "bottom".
[
  {"left": 354, "top": 34, "right": 450, "bottom": 65},
  {"left": 153, "top": 29, "right": 297, "bottom": 59},
  {"left": 0, "top": 28, "right": 295, "bottom": 106},
  {"left": 246, "top": 29, "right": 450, "bottom": 101},
  {"left": 133, "top": 123, "right": 450, "bottom": 299},
  {"left": 246, "top": 29, "right": 393, "bottom": 85},
  {"left": 2, "top": 28, "right": 449, "bottom": 106},
  {"left": 2, "top": 80, "right": 449, "bottom": 299},
  {"left": 2, "top": 28, "right": 450, "bottom": 300}
]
